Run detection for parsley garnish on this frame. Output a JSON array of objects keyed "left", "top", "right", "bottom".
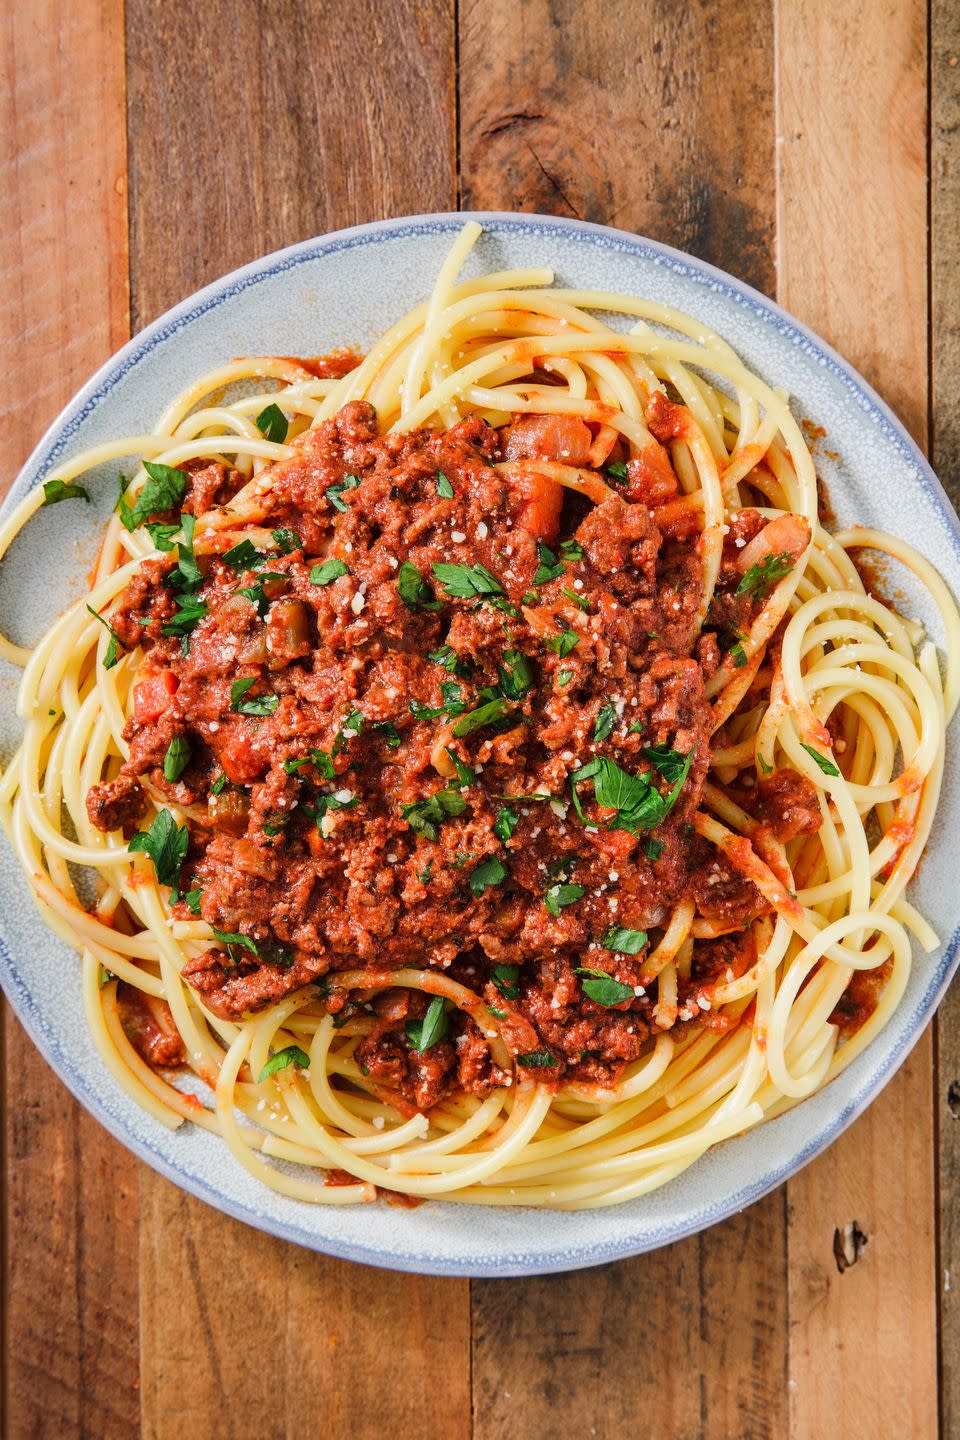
[
  {"left": 326, "top": 474, "right": 361, "bottom": 513},
  {"left": 729, "top": 639, "right": 748, "bottom": 667},
  {"left": 736, "top": 551, "right": 796, "bottom": 598},
  {"left": 606, "top": 460, "right": 628, "bottom": 483},
  {"left": 271, "top": 527, "right": 301, "bottom": 554},
  {"left": 594, "top": 701, "right": 616, "bottom": 743},
  {"left": 222, "top": 539, "right": 264, "bottom": 570},
  {"left": 416, "top": 860, "right": 433, "bottom": 884},
  {"left": 406, "top": 996, "right": 448, "bottom": 1052},
  {"left": 310, "top": 558, "right": 349, "bottom": 585},
  {"left": 575, "top": 967, "right": 634, "bottom": 1005},
  {"left": 128, "top": 809, "right": 188, "bottom": 888},
  {"left": 401, "top": 790, "right": 466, "bottom": 840},
  {"left": 544, "top": 882, "right": 586, "bottom": 915},
  {"left": 284, "top": 748, "right": 336, "bottom": 778},
  {"left": 85, "top": 605, "right": 123, "bottom": 670},
  {"left": 230, "top": 677, "right": 279, "bottom": 716},
  {"left": 432, "top": 561, "right": 504, "bottom": 600},
  {"left": 644, "top": 838, "right": 664, "bottom": 861},
  {"left": 469, "top": 857, "right": 507, "bottom": 897},
  {"left": 163, "top": 736, "right": 191, "bottom": 782},
  {"left": 545, "top": 626, "right": 580, "bottom": 658},
  {"left": 559, "top": 538, "right": 584, "bottom": 562},
  {"left": 332, "top": 707, "right": 364, "bottom": 755},
  {"left": 182, "top": 888, "right": 203, "bottom": 915},
  {"left": 493, "top": 806, "right": 519, "bottom": 842},
  {"left": 210, "top": 773, "right": 228, "bottom": 795},
  {"left": 42, "top": 479, "right": 90, "bottom": 506},
  {"left": 801, "top": 742, "right": 840, "bottom": 777},
  {"left": 492, "top": 964, "right": 519, "bottom": 999},
  {"left": 436, "top": 471, "right": 454, "bottom": 498},
  {"left": 428, "top": 644, "right": 469, "bottom": 675},
  {"left": 445, "top": 747, "right": 477, "bottom": 788},
  {"left": 452, "top": 697, "right": 511, "bottom": 737},
  {"left": 569, "top": 751, "right": 692, "bottom": 833},
  {"left": 372, "top": 721, "right": 402, "bottom": 749},
  {"left": 497, "top": 647, "right": 535, "bottom": 700},
  {"left": 212, "top": 926, "right": 259, "bottom": 957},
  {"left": 640, "top": 743, "right": 691, "bottom": 786},
  {"left": 557, "top": 669, "right": 573, "bottom": 687},
  {"left": 600, "top": 925, "right": 647, "bottom": 954},
  {"left": 533, "top": 541, "right": 565, "bottom": 586},
  {"left": 517, "top": 1050, "right": 557, "bottom": 1068},
  {"left": 258, "top": 1044, "right": 310, "bottom": 1082},
  {"left": 398, "top": 561, "right": 441, "bottom": 611},
  {"left": 235, "top": 571, "right": 287, "bottom": 618},
  {"left": 562, "top": 586, "right": 590, "bottom": 612},
  {"left": 144, "top": 521, "right": 181, "bottom": 551},
  {"left": 161, "top": 594, "right": 207, "bottom": 640},
  {"left": 118, "top": 461, "right": 186, "bottom": 531},
  {"left": 256, "top": 403, "right": 289, "bottom": 444},
  {"left": 757, "top": 751, "right": 773, "bottom": 775}
]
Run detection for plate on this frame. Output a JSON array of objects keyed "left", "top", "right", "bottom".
[{"left": 2, "top": 212, "right": 958, "bottom": 1277}]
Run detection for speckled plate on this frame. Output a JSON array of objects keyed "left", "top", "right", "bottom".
[{"left": 2, "top": 212, "right": 958, "bottom": 1277}]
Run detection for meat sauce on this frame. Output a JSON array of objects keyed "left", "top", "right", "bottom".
[{"left": 90, "top": 399, "right": 826, "bottom": 1104}]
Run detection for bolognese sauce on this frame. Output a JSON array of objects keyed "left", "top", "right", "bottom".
[{"left": 88, "top": 399, "right": 819, "bottom": 1108}]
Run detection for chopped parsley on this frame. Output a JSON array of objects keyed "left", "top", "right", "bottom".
[
  {"left": 256, "top": 402, "right": 289, "bottom": 444},
  {"left": 85, "top": 605, "right": 123, "bottom": 670},
  {"left": 570, "top": 751, "right": 692, "bottom": 834},
  {"left": 397, "top": 561, "right": 441, "bottom": 611},
  {"left": 160, "top": 593, "right": 208, "bottom": 641},
  {"left": 401, "top": 790, "right": 467, "bottom": 840},
  {"left": 757, "top": 751, "right": 773, "bottom": 775},
  {"left": 594, "top": 701, "right": 616, "bottom": 743},
  {"left": 258, "top": 1044, "right": 310, "bottom": 1083},
  {"left": 118, "top": 461, "right": 186, "bottom": 532},
  {"left": 517, "top": 1050, "right": 557, "bottom": 1068},
  {"left": 497, "top": 647, "right": 535, "bottom": 700},
  {"left": 644, "top": 837, "right": 665, "bottom": 861},
  {"left": 562, "top": 586, "right": 590, "bottom": 612},
  {"left": 372, "top": 721, "right": 402, "bottom": 749},
  {"left": 181, "top": 888, "right": 203, "bottom": 915},
  {"left": 332, "top": 707, "right": 364, "bottom": 754},
  {"left": 544, "top": 882, "right": 586, "bottom": 916},
  {"left": 436, "top": 470, "right": 454, "bottom": 498},
  {"left": 736, "top": 551, "right": 796, "bottom": 598},
  {"left": 544, "top": 626, "right": 580, "bottom": 658},
  {"left": 284, "top": 748, "right": 336, "bottom": 778},
  {"left": 235, "top": 571, "right": 288, "bottom": 618},
  {"left": 606, "top": 460, "right": 628, "bottom": 483},
  {"left": 230, "top": 677, "right": 279, "bottom": 716},
  {"left": 493, "top": 806, "right": 520, "bottom": 842},
  {"left": 310, "top": 557, "right": 349, "bottom": 585},
  {"left": 801, "top": 742, "right": 840, "bottom": 777},
  {"left": 557, "top": 669, "right": 573, "bottom": 687},
  {"left": 211, "top": 926, "right": 259, "bottom": 957},
  {"left": 600, "top": 925, "right": 648, "bottom": 954},
  {"left": 222, "top": 539, "right": 264, "bottom": 570},
  {"left": 452, "top": 696, "right": 511, "bottom": 738},
  {"left": 432, "top": 561, "right": 505, "bottom": 600},
  {"left": 42, "top": 479, "right": 90, "bottom": 506},
  {"left": 416, "top": 860, "right": 433, "bottom": 885},
  {"left": 271, "top": 528, "right": 301, "bottom": 554},
  {"left": 326, "top": 473, "right": 361, "bottom": 513},
  {"left": 532, "top": 541, "right": 565, "bottom": 586},
  {"left": 144, "top": 521, "right": 181, "bottom": 551},
  {"left": 492, "top": 964, "right": 520, "bottom": 1000},
  {"left": 560, "top": 538, "right": 584, "bottom": 562},
  {"left": 128, "top": 808, "right": 188, "bottom": 888},
  {"left": 428, "top": 644, "right": 469, "bottom": 675},
  {"left": 469, "top": 857, "right": 508, "bottom": 897},
  {"left": 445, "top": 747, "right": 477, "bottom": 788},
  {"left": 406, "top": 995, "right": 448, "bottom": 1052},
  {"left": 163, "top": 736, "right": 192, "bottom": 783},
  {"left": 575, "top": 968, "right": 634, "bottom": 1005},
  {"left": 210, "top": 772, "right": 228, "bottom": 796}
]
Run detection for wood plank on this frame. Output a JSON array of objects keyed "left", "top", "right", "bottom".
[
  {"left": 776, "top": 3, "right": 938, "bottom": 1436},
  {"left": 932, "top": 1, "right": 960, "bottom": 1433},
  {"left": 460, "top": 6, "right": 786, "bottom": 1438},
  {"left": 0, "top": 2, "right": 138, "bottom": 1437},
  {"left": 123, "top": 4, "right": 468, "bottom": 1437}
]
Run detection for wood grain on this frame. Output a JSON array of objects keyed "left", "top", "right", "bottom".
[
  {"left": 123, "top": 4, "right": 467, "bottom": 1437},
  {"left": 460, "top": 6, "right": 787, "bottom": 1438},
  {"left": 0, "top": 2, "right": 137, "bottom": 1437},
  {"left": 777, "top": 3, "right": 938, "bottom": 1436},
  {"left": 932, "top": 1, "right": 960, "bottom": 1433}
]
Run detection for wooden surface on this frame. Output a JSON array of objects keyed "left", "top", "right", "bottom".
[{"left": 0, "top": 1, "right": 957, "bottom": 1436}]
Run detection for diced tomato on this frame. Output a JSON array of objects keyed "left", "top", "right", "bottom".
[
  {"left": 133, "top": 671, "right": 178, "bottom": 723},
  {"left": 501, "top": 414, "right": 593, "bottom": 466},
  {"left": 509, "top": 468, "right": 564, "bottom": 541}
]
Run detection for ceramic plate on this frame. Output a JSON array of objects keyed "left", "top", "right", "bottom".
[{"left": 2, "top": 212, "right": 958, "bottom": 1276}]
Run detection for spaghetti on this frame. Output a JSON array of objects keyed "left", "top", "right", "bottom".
[{"left": 1, "top": 220, "right": 956, "bottom": 1210}]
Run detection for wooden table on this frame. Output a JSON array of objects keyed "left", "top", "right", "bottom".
[{"left": 2, "top": 1, "right": 959, "bottom": 1435}]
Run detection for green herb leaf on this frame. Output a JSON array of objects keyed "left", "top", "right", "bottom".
[
  {"left": 416, "top": 860, "right": 433, "bottom": 884},
  {"left": 85, "top": 604, "right": 123, "bottom": 670},
  {"left": 258, "top": 1044, "right": 310, "bottom": 1082},
  {"left": 736, "top": 550, "right": 796, "bottom": 598},
  {"left": 176, "top": 512, "right": 202, "bottom": 589},
  {"left": 210, "top": 773, "right": 228, "bottom": 796},
  {"left": 562, "top": 586, "right": 591, "bottom": 612},
  {"left": 222, "top": 538, "right": 264, "bottom": 570},
  {"left": 230, "top": 677, "right": 279, "bottom": 716},
  {"left": 497, "top": 647, "right": 535, "bottom": 700},
  {"left": 492, "top": 964, "right": 519, "bottom": 999},
  {"left": 128, "top": 809, "right": 189, "bottom": 888},
  {"left": 401, "top": 790, "right": 467, "bottom": 841},
  {"left": 432, "top": 561, "right": 504, "bottom": 600},
  {"left": 600, "top": 926, "right": 648, "bottom": 954},
  {"left": 452, "top": 697, "right": 511, "bottom": 738},
  {"left": 271, "top": 527, "right": 302, "bottom": 554},
  {"left": 544, "top": 881, "right": 586, "bottom": 916},
  {"left": 436, "top": 470, "right": 454, "bottom": 498},
  {"left": 428, "top": 644, "right": 469, "bottom": 674},
  {"left": 469, "top": 856, "right": 508, "bottom": 897},
  {"left": 801, "top": 742, "right": 840, "bottom": 777},
  {"left": 557, "top": 669, "right": 573, "bottom": 687},
  {"left": 235, "top": 571, "right": 288, "bottom": 618},
  {"left": 398, "top": 560, "right": 441, "bottom": 611},
  {"left": 559, "top": 538, "right": 584, "bottom": 562},
  {"left": 161, "top": 593, "right": 208, "bottom": 640},
  {"left": 545, "top": 626, "right": 580, "bottom": 658},
  {"left": 606, "top": 460, "right": 628, "bottom": 483},
  {"left": 405, "top": 995, "right": 448, "bottom": 1052},
  {"left": 493, "top": 806, "right": 519, "bottom": 843},
  {"left": 517, "top": 1050, "right": 557, "bottom": 1068},
  {"left": 310, "top": 558, "right": 349, "bottom": 586},
  {"left": 445, "top": 747, "right": 477, "bottom": 788},
  {"left": 284, "top": 747, "right": 336, "bottom": 778},
  {"left": 533, "top": 541, "right": 565, "bottom": 586},
  {"left": 644, "top": 837, "right": 665, "bottom": 861},
  {"left": 594, "top": 701, "right": 616, "bottom": 743},
  {"left": 575, "top": 968, "right": 634, "bottom": 1005},
  {"left": 640, "top": 743, "right": 690, "bottom": 786},
  {"left": 119, "top": 461, "right": 187, "bottom": 531},
  {"left": 182, "top": 888, "right": 203, "bottom": 915},
  {"left": 144, "top": 521, "right": 181, "bottom": 551},
  {"left": 570, "top": 751, "right": 692, "bottom": 834},
  {"left": 372, "top": 721, "right": 402, "bottom": 749},
  {"left": 756, "top": 751, "right": 773, "bottom": 775},
  {"left": 163, "top": 736, "right": 192, "bottom": 783},
  {"left": 326, "top": 473, "right": 361, "bottom": 513},
  {"left": 729, "top": 640, "right": 748, "bottom": 668},
  {"left": 256, "top": 403, "right": 289, "bottom": 444},
  {"left": 42, "top": 479, "right": 90, "bottom": 506},
  {"left": 212, "top": 926, "right": 259, "bottom": 956}
]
